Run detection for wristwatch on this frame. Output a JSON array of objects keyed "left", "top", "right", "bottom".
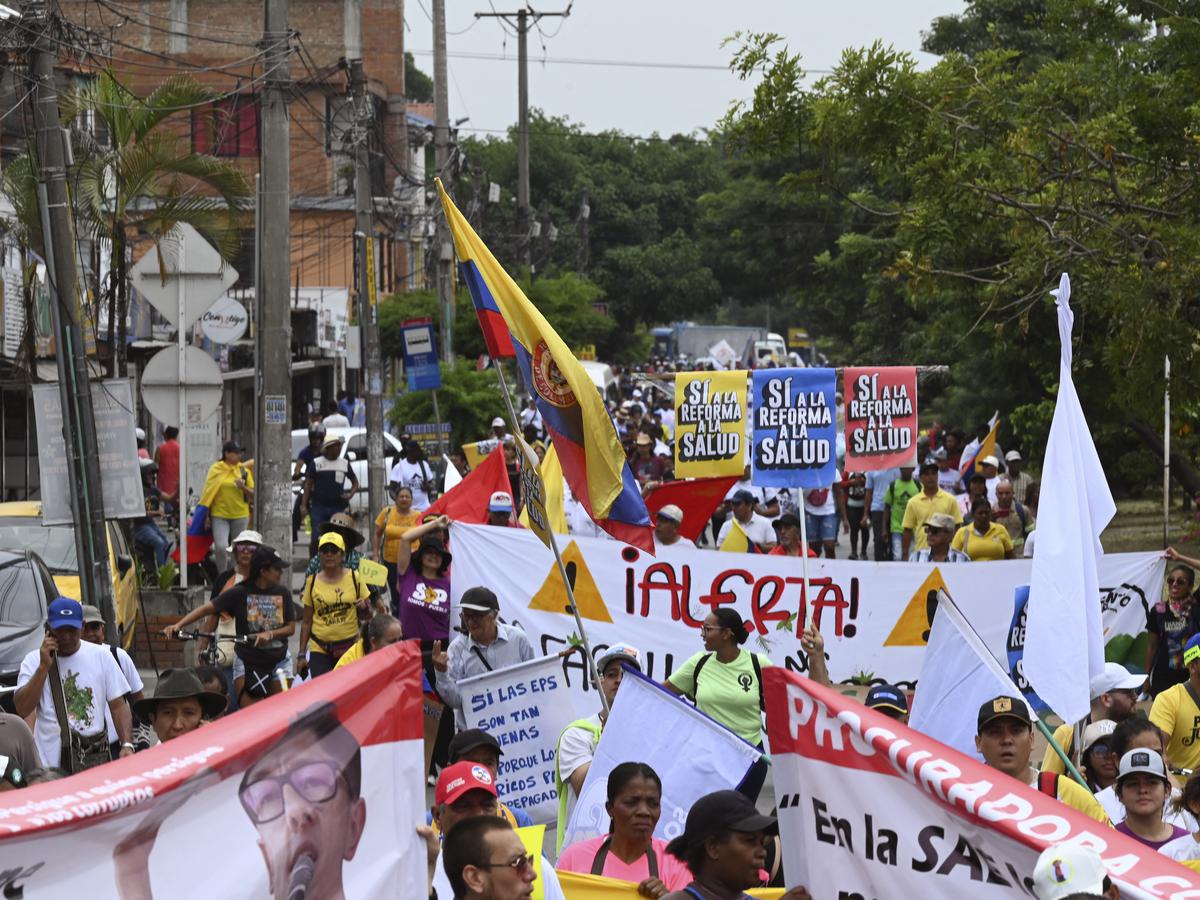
[{"left": 121, "top": 742, "right": 135, "bottom": 751}]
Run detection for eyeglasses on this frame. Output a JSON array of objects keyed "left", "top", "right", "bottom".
[
  {"left": 234, "top": 543, "right": 258, "bottom": 552},
  {"left": 1089, "top": 743, "right": 1112, "bottom": 756},
  {"left": 476, "top": 853, "right": 535, "bottom": 875},
  {"left": 239, "top": 760, "right": 342, "bottom": 824},
  {"left": 319, "top": 546, "right": 342, "bottom": 554},
  {"left": 1167, "top": 578, "right": 1191, "bottom": 587},
  {"left": 700, "top": 624, "right": 726, "bottom": 634}
]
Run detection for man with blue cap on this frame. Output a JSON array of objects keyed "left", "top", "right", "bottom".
[{"left": 14, "top": 597, "right": 133, "bottom": 771}]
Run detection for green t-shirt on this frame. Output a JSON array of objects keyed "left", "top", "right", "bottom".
[
  {"left": 668, "top": 649, "right": 771, "bottom": 745},
  {"left": 884, "top": 478, "right": 921, "bottom": 533}
]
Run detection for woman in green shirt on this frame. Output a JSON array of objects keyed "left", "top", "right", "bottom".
[{"left": 665, "top": 608, "right": 772, "bottom": 800}]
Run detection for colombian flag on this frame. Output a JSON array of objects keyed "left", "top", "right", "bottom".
[
  {"left": 437, "top": 181, "right": 654, "bottom": 553},
  {"left": 959, "top": 412, "right": 1000, "bottom": 479},
  {"left": 719, "top": 519, "right": 762, "bottom": 553}
]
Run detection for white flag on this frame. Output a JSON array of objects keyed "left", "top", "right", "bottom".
[
  {"left": 562, "top": 667, "right": 762, "bottom": 849},
  {"left": 442, "top": 454, "right": 463, "bottom": 491},
  {"left": 1023, "top": 274, "right": 1117, "bottom": 724},
  {"left": 909, "top": 592, "right": 1030, "bottom": 759}
]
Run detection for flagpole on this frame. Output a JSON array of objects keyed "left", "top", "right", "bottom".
[
  {"left": 491, "top": 358, "right": 611, "bottom": 715},
  {"left": 1164, "top": 354, "right": 1171, "bottom": 549}
]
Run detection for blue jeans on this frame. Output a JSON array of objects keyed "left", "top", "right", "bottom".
[
  {"left": 133, "top": 522, "right": 170, "bottom": 568},
  {"left": 805, "top": 512, "right": 839, "bottom": 544}
]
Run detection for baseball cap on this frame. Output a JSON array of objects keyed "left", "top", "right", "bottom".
[
  {"left": 771, "top": 513, "right": 802, "bottom": 531},
  {"left": 459, "top": 586, "right": 500, "bottom": 613},
  {"left": 665, "top": 790, "right": 777, "bottom": 859},
  {"left": 435, "top": 760, "right": 497, "bottom": 805},
  {"left": 656, "top": 505, "right": 683, "bottom": 524},
  {"left": 47, "top": 597, "right": 83, "bottom": 630},
  {"left": 1088, "top": 662, "right": 1143, "bottom": 699},
  {"left": 1118, "top": 747, "right": 1169, "bottom": 783},
  {"left": 222, "top": 440, "right": 243, "bottom": 453},
  {"left": 491, "top": 416, "right": 506, "bottom": 428},
  {"left": 730, "top": 489, "right": 756, "bottom": 505},
  {"left": 449, "top": 729, "right": 503, "bottom": 762},
  {"left": 1005, "top": 450, "right": 1023, "bottom": 462},
  {"left": 981, "top": 454, "right": 1000, "bottom": 468},
  {"left": 80, "top": 604, "right": 104, "bottom": 626},
  {"left": 135, "top": 427, "right": 146, "bottom": 441},
  {"left": 865, "top": 683, "right": 909, "bottom": 716},
  {"left": 925, "top": 512, "right": 958, "bottom": 531},
  {"left": 596, "top": 643, "right": 642, "bottom": 675},
  {"left": 228, "top": 529, "right": 264, "bottom": 552},
  {"left": 635, "top": 433, "right": 652, "bottom": 446},
  {"left": 488, "top": 491, "right": 514, "bottom": 513},
  {"left": 317, "top": 531, "right": 346, "bottom": 552},
  {"left": 976, "top": 695, "right": 1032, "bottom": 732},
  {"left": 1031, "top": 844, "right": 1108, "bottom": 900},
  {"left": 1081, "top": 719, "right": 1116, "bottom": 753},
  {"left": 1186, "top": 633, "right": 1200, "bottom": 666},
  {"left": 321, "top": 434, "right": 344, "bottom": 449},
  {"left": 931, "top": 447, "right": 948, "bottom": 461}
]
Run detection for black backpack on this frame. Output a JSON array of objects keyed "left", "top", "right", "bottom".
[{"left": 689, "top": 651, "right": 765, "bottom": 713}]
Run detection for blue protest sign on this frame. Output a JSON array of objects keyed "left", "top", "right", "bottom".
[
  {"left": 401, "top": 317, "right": 441, "bottom": 391},
  {"left": 750, "top": 367, "right": 837, "bottom": 488},
  {"left": 1007, "top": 584, "right": 1049, "bottom": 714}
]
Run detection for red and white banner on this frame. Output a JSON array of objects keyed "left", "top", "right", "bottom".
[
  {"left": 765, "top": 666, "right": 1200, "bottom": 898},
  {"left": 843, "top": 366, "right": 918, "bottom": 470},
  {"left": 0, "top": 642, "right": 427, "bottom": 899}
]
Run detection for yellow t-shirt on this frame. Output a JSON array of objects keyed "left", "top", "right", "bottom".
[
  {"left": 901, "top": 490, "right": 960, "bottom": 550},
  {"left": 951, "top": 522, "right": 1013, "bottom": 561},
  {"left": 1052, "top": 775, "right": 1112, "bottom": 825},
  {"left": 304, "top": 569, "right": 370, "bottom": 651},
  {"left": 1150, "top": 683, "right": 1200, "bottom": 772},
  {"left": 1040, "top": 723, "right": 1075, "bottom": 775},
  {"left": 209, "top": 464, "right": 254, "bottom": 520},
  {"left": 333, "top": 639, "right": 366, "bottom": 669},
  {"left": 374, "top": 506, "right": 421, "bottom": 563}
]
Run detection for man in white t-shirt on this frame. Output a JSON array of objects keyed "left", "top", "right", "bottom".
[
  {"left": 803, "top": 469, "right": 846, "bottom": 559},
  {"left": 717, "top": 490, "right": 778, "bottom": 550},
  {"left": 14, "top": 598, "right": 133, "bottom": 769},
  {"left": 388, "top": 441, "right": 434, "bottom": 509}
]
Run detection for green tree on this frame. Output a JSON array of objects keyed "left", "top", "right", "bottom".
[
  {"left": 58, "top": 71, "right": 251, "bottom": 375},
  {"left": 388, "top": 360, "right": 513, "bottom": 445},
  {"left": 406, "top": 53, "right": 434, "bottom": 103}
]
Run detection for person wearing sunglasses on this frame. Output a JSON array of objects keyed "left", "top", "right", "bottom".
[
  {"left": 431, "top": 761, "right": 564, "bottom": 900},
  {"left": 238, "top": 702, "right": 366, "bottom": 900},
  {"left": 1145, "top": 550, "right": 1200, "bottom": 697},
  {"left": 297, "top": 532, "right": 373, "bottom": 680},
  {"left": 443, "top": 816, "right": 536, "bottom": 900},
  {"left": 1078, "top": 719, "right": 1118, "bottom": 793},
  {"left": 1040, "top": 661, "right": 1142, "bottom": 776}
]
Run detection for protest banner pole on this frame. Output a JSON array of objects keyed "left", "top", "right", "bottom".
[{"left": 491, "top": 359, "right": 611, "bottom": 715}]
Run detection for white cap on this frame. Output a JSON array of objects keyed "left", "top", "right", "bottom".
[
  {"left": 1081, "top": 719, "right": 1116, "bottom": 753},
  {"left": 491, "top": 416, "right": 506, "bottom": 428},
  {"left": 1088, "top": 661, "right": 1143, "bottom": 699},
  {"left": 135, "top": 427, "right": 146, "bottom": 440},
  {"left": 981, "top": 454, "right": 1000, "bottom": 468},
  {"left": 488, "top": 491, "right": 513, "bottom": 512},
  {"left": 596, "top": 643, "right": 641, "bottom": 674},
  {"left": 1005, "top": 450, "right": 1023, "bottom": 461},
  {"left": 1031, "top": 844, "right": 1108, "bottom": 899},
  {"left": 657, "top": 504, "right": 684, "bottom": 524},
  {"left": 1118, "top": 747, "right": 1168, "bottom": 782},
  {"left": 227, "top": 529, "right": 264, "bottom": 552}
]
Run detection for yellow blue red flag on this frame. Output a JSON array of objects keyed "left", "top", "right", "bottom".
[{"left": 437, "top": 180, "right": 654, "bottom": 552}]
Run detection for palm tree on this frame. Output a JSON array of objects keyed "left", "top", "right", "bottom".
[{"left": 42, "top": 70, "right": 251, "bottom": 375}]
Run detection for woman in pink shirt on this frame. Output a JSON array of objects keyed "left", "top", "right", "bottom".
[{"left": 557, "top": 762, "right": 690, "bottom": 897}]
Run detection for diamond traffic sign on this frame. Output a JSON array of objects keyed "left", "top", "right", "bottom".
[{"left": 129, "top": 223, "right": 238, "bottom": 330}]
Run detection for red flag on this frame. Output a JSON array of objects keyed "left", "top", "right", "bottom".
[
  {"left": 423, "top": 447, "right": 513, "bottom": 524},
  {"left": 643, "top": 476, "right": 740, "bottom": 543}
]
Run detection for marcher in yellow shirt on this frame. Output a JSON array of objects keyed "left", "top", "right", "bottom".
[
  {"left": 333, "top": 612, "right": 404, "bottom": 670},
  {"left": 975, "top": 695, "right": 1111, "bottom": 825},
  {"left": 952, "top": 499, "right": 1015, "bottom": 561},
  {"left": 901, "top": 463, "right": 961, "bottom": 557},
  {"left": 1151, "top": 634, "right": 1200, "bottom": 773},
  {"left": 374, "top": 485, "right": 421, "bottom": 614},
  {"left": 297, "top": 531, "right": 372, "bottom": 679},
  {"left": 205, "top": 441, "right": 254, "bottom": 572}
]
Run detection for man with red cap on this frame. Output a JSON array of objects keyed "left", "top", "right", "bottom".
[{"left": 431, "top": 761, "right": 564, "bottom": 900}]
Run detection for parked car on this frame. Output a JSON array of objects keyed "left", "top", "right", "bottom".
[
  {"left": 289, "top": 428, "right": 407, "bottom": 513},
  {"left": 0, "top": 502, "right": 139, "bottom": 649},
  {"left": 0, "top": 549, "right": 62, "bottom": 688}
]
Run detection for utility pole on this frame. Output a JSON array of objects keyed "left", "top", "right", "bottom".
[
  {"left": 348, "top": 59, "right": 386, "bottom": 550},
  {"left": 475, "top": 5, "right": 569, "bottom": 270},
  {"left": 256, "top": 0, "right": 293, "bottom": 562},
  {"left": 26, "top": 0, "right": 118, "bottom": 642},
  {"left": 432, "top": 0, "right": 454, "bottom": 363}
]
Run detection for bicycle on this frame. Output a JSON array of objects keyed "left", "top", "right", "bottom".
[{"left": 175, "top": 630, "right": 293, "bottom": 694}]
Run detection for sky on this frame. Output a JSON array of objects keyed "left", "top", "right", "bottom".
[{"left": 404, "top": 1, "right": 965, "bottom": 139}]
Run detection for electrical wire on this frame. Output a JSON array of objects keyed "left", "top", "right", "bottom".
[{"left": 405, "top": 47, "right": 834, "bottom": 73}]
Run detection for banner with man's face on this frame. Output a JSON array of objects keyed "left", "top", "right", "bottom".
[{"left": 0, "top": 643, "right": 427, "bottom": 899}]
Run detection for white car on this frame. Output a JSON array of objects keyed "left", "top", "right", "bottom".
[{"left": 290, "top": 428, "right": 407, "bottom": 513}]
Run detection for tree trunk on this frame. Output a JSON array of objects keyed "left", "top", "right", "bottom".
[{"left": 1129, "top": 417, "right": 1200, "bottom": 501}]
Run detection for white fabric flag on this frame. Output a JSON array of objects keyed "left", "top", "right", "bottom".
[
  {"left": 1023, "top": 274, "right": 1117, "bottom": 724},
  {"left": 562, "top": 667, "right": 762, "bottom": 849},
  {"left": 442, "top": 454, "right": 463, "bottom": 491},
  {"left": 909, "top": 592, "right": 1031, "bottom": 759}
]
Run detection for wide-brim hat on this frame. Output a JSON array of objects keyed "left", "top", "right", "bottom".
[
  {"left": 416, "top": 536, "right": 452, "bottom": 574},
  {"left": 133, "top": 668, "right": 226, "bottom": 721},
  {"left": 319, "top": 515, "right": 365, "bottom": 550},
  {"left": 227, "top": 529, "right": 264, "bottom": 553}
]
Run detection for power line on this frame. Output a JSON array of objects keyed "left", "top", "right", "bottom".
[{"left": 405, "top": 47, "right": 834, "bottom": 73}]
